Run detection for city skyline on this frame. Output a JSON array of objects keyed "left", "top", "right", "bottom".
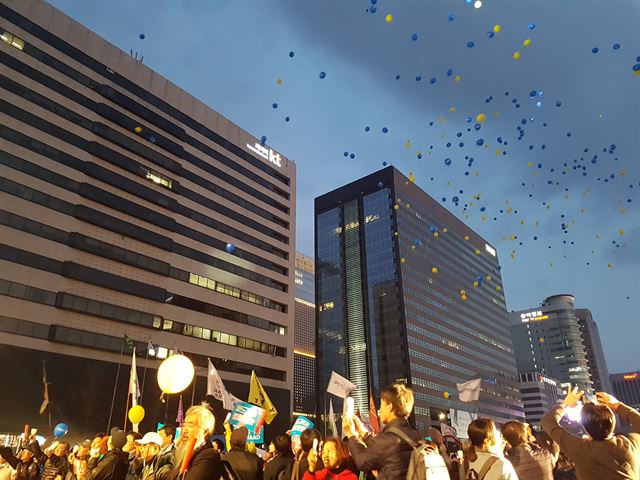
[{"left": 46, "top": 0, "right": 640, "bottom": 374}]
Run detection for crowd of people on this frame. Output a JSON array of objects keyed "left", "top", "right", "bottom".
[{"left": 1, "top": 385, "right": 638, "bottom": 480}]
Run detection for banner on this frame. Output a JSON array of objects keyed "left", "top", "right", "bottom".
[
  {"left": 229, "top": 401, "right": 266, "bottom": 434},
  {"left": 248, "top": 371, "right": 277, "bottom": 424},
  {"left": 456, "top": 378, "right": 482, "bottom": 402},
  {"left": 326, "top": 371, "right": 356, "bottom": 398},
  {"left": 247, "top": 427, "right": 264, "bottom": 444},
  {"left": 290, "top": 416, "right": 314, "bottom": 449},
  {"left": 449, "top": 409, "right": 477, "bottom": 439}
]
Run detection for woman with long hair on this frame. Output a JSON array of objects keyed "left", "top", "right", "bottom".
[
  {"left": 303, "top": 438, "right": 357, "bottom": 480},
  {"left": 462, "top": 418, "right": 518, "bottom": 480}
]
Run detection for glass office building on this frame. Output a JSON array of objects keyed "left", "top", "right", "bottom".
[
  {"left": 294, "top": 252, "right": 316, "bottom": 416},
  {"left": 575, "top": 308, "right": 611, "bottom": 393},
  {"left": 0, "top": 1, "right": 295, "bottom": 438},
  {"left": 315, "top": 167, "right": 523, "bottom": 431}
]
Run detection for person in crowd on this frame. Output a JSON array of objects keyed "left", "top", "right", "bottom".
[
  {"left": 303, "top": 438, "right": 357, "bottom": 480},
  {"left": 123, "top": 434, "right": 143, "bottom": 457},
  {"left": 31, "top": 439, "right": 70, "bottom": 480},
  {"left": 294, "top": 430, "right": 322, "bottom": 480},
  {"left": 462, "top": 418, "right": 518, "bottom": 480},
  {"left": 212, "top": 441, "right": 225, "bottom": 455},
  {"left": 68, "top": 441, "right": 91, "bottom": 480},
  {"left": 263, "top": 443, "right": 276, "bottom": 467},
  {"left": 169, "top": 404, "right": 226, "bottom": 480},
  {"left": 426, "top": 427, "right": 454, "bottom": 474},
  {"left": 0, "top": 453, "right": 15, "bottom": 480},
  {"left": 501, "top": 420, "right": 557, "bottom": 480},
  {"left": 88, "top": 436, "right": 108, "bottom": 465},
  {"left": 222, "top": 427, "right": 263, "bottom": 480},
  {"left": 263, "top": 435, "right": 294, "bottom": 480},
  {"left": 125, "top": 433, "right": 144, "bottom": 480},
  {"left": 135, "top": 432, "right": 173, "bottom": 480},
  {"left": 155, "top": 426, "right": 175, "bottom": 480},
  {"left": 344, "top": 383, "right": 420, "bottom": 480},
  {"left": 0, "top": 445, "right": 39, "bottom": 480},
  {"left": 86, "top": 428, "right": 129, "bottom": 480},
  {"left": 541, "top": 387, "right": 640, "bottom": 480}
]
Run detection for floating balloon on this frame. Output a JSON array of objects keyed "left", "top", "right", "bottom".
[
  {"left": 128, "top": 405, "right": 145, "bottom": 424},
  {"left": 528, "top": 23, "right": 536, "bottom": 30},
  {"left": 431, "top": 267, "right": 438, "bottom": 274},
  {"left": 492, "top": 25, "right": 501, "bottom": 33},
  {"left": 277, "top": 78, "right": 283, "bottom": 85},
  {"left": 411, "top": 33, "right": 418, "bottom": 41},
  {"left": 289, "top": 51, "right": 295, "bottom": 58},
  {"left": 443, "top": 391, "right": 450, "bottom": 399},
  {"left": 272, "top": 103, "right": 278, "bottom": 109},
  {"left": 157, "top": 354, "right": 195, "bottom": 394},
  {"left": 474, "top": 0, "right": 482, "bottom": 8},
  {"left": 319, "top": 71, "right": 326, "bottom": 79},
  {"left": 377, "top": 181, "right": 384, "bottom": 188},
  {"left": 53, "top": 423, "right": 68, "bottom": 438},
  {"left": 134, "top": 126, "right": 142, "bottom": 133},
  {"left": 467, "top": 41, "right": 475, "bottom": 48},
  {"left": 139, "top": 34, "right": 145, "bottom": 40},
  {"left": 513, "top": 51, "right": 521, "bottom": 59},
  {"left": 225, "top": 243, "right": 236, "bottom": 254},
  {"left": 476, "top": 113, "right": 486, "bottom": 122},
  {"left": 448, "top": 14, "right": 455, "bottom": 21},
  {"left": 592, "top": 47, "right": 599, "bottom": 54},
  {"left": 385, "top": 14, "right": 393, "bottom": 23}
]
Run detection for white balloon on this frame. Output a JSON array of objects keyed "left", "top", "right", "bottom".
[{"left": 157, "top": 354, "right": 195, "bottom": 394}]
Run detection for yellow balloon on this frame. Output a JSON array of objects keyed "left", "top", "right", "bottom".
[
  {"left": 460, "top": 290, "right": 466, "bottom": 295},
  {"left": 475, "top": 249, "right": 481, "bottom": 255},
  {"left": 277, "top": 78, "right": 283, "bottom": 85},
  {"left": 157, "top": 354, "right": 194, "bottom": 394},
  {"left": 128, "top": 405, "right": 145, "bottom": 424},
  {"left": 400, "top": 258, "right": 406, "bottom": 264},
  {"left": 464, "top": 235, "right": 470, "bottom": 241},
  {"left": 461, "top": 295, "right": 468, "bottom": 301},
  {"left": 431, "top": 267, "right": 438, "bottom": 274},
  {"left": 134, "top": 126, "right": 142, "bottom": 133},
  {"left": 443, "top": 391, "right": 450, "bottom": 399},
  {"left": 454, "top": 75, "right": 461, "bottom": 83},
  {"left": 513, "top": 51, "right": 521, "bottom": 59},
  {"left": 523, "top": 38, "right": 532, "bottom": 47},
  {"left": 496, "top": 286, "right": 502, "bottom": 291},
  {"left": 492, "top": 24, "right": 501, "bottom": 33},
  {"left": 476, "top": 113, "right": 486, "bottom": 123},
  {"left": 433, "top": 232, "right": 439, "bottom": 238},
  {"left": 385, "top": 14, "right": 393, "bottom": 23},
  {"left": 486, "top": 275, "right": 492, "bottom": 281},
  {"left": 473, "top": 281, "right": 479, "bottom": 287},
  {"left": 442, "top": 228, "right": 448, "bottom": 233}
]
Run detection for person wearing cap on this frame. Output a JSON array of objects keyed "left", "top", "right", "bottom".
[
  {"left": 86, "top": 428, "right": 128, "bottom": 480},
  {"left": 222, "top": 427, "right": 263, "bottom": 480},
  {"left": 134, "top": 433, "right": 168, "bottom": 480}
]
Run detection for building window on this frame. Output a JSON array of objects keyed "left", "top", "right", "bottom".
[
  {"left": 1, "top": 30, "right": 25, "bottom": 50},
  {"left": 144, "top": 169, "right": 173, "bottom": 189}
]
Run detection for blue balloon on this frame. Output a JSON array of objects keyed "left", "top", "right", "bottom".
[
  {"left": 289, "top": 51, "right": 295, "bottom": 58},
  {"left": 53, "top": 423, "right": 68, "bottom": 438},
  {"left": 260, "top": 135, "right": 267, "bottom": 145},
  {"left": 411, "top": 33, "right": 418, "bottom": 41},
  {"left": 444, "top": 158, "right": 452, "bottom": 166},
  {"left": 377, "top": 181, "right": 384, "bottom": 188},
  {"left": 225, "top": 243, "right": 236, "bottom": 254},
  {"left": 365, "top": 126, "right": 371, "bottom": 132},
  {"left": 592, "top": 47, "right": 599, "bottom": 54},
  {"left": 528, "top": 23, "right": 536, "bottom": 30},
  {"left": 466, "top": 41, "right": 475, "bottom": 48},
  {"left": 382, "top": 127, "right": 389, "bottom": 133},
  {"left": 272, "top": 103, "right": 278, "bottom": 109},
  {"left": 428, "top": 224, "right": 437, "bottom": 233},
  {"left": 487, "top": 31, "right": 494, "bottom": 38},
  {"left": 285, "top": 116, "right": 290, "bottom": 122},
  {"left": 319, "top": 71, "right": 326, "bottom": 79},
  {"left": 139, "top": 34, "right": 145, "bottom": 40},
  {"left": 448, "top": 14, "right": 456, "bottom": 21}
]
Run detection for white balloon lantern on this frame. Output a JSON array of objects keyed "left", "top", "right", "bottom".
[{"left": 157, "top": 354, "right": 195, "bottom": 394}]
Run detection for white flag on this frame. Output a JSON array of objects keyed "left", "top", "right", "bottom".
[
  {"left": 456, "top": 378, "right": 482, "bottom": 402},
  {"left": 128, "top": 347, "right": 140, "bottom": 406},
  {"left": 326, "top": 371, "right": 356, "bottom": 398},
  {"left": 328, "top": 398, "right": 338, "bottom": 437},
  {"left": 207, "top": 359, "right": 240, "bottom": 410}
]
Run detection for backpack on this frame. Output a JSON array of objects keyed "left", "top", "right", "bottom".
[
  {"left": 386, "top": 427, "right": 450, "bottom": 480},
  {"left": 464, "top": 455, "right": 498, "bottom": 480}
]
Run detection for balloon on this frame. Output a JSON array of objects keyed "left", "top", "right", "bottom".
[
  {"left": 513, "top": 51, "right": 521, "bottom": 59},
  {"left": 128, "top": 405, "right": 145, "bottom": 424},
  {"left": 400, "top": 258, "right": 406, "bottom": 264},
  {"left": 289, "top": 51, "right": 295, "bottom": 58},
  {"left": 448, "top": 14, "right": 455, "bottom": 21},
  {"left": 411, "top": 33, "right": 418, "bottom": 41},
  {"left": 612, "top": 43, "right": 620, "bottom": 50},
  {"left": 260, "top": 135, "right": 267, "bottom": 145},
  {"left": 523, "top": 38, "right": 532, "bottom": 46},
  {"left": 431, "top": 267, "right": 438, "bottom": 274},
  {"left": 476, "top": 113, "right": 486, "bottom": 122},
  {"left": 382, "top": 127, "right": 389, "bottom": 133},
  {"left": 277, "top": 79, "right": 283, "bottom": 85},
  {"left": 464, "top": 235, "right": 470, "bottom": 241},
  {"left": 225, "top": 243, "right": 236, "bottom": 254},
  {"left": 592, "top": 47, "right": 599, "bottom": 54},
  {"left": 466, "top": 41, "right": 475, "bottom": 48},
  {"left": 492, "top": 25, "right": 501, "bottom": 33},
  {"left": 377, "top": 182, "right": 384, "bottom": 188},
  {"left": 272, "top": 103, "right": 278, "bottom": 109},
  {"left": 139, "top": 34, "right": 145, "bottom": 40},
  {"left": 157, "top": 354, "right": 195, "bottom": 394},
  {"left": 474, "top": 0, "right": 482, "bottom": 8},
  {"left": 444, "top": 158, "right": 452, "bottom": 166},
  {"left": 528, "top": 23, "right": 536, "bottom": 30},
  {"left": 319, "top": 71, "right": 326, "bottom": 79},
  {"left": 53, "top": 423, "right": 68, "bottom": 438},
  {"left": 385, "top": 14, "right": 393, "bottom": 23},
  {"left": 443, "top": 391, "right": 450, "bottom": 399},
  {"left": 134, "top": 126, "right": 142, "bottom": 133}
]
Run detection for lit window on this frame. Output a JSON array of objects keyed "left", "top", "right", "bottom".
[
  {"left": 145, "top": 170, "right": 172, "bottom": 189},
  {"left": 156, "top": 347, "right": 168, "bottom": 359},
  {"left": 198, "top": 276, "right": 208, "bottom": 288},
  {"left": 189, "top": 273, "right": 198, "bottom": 285},
  {"left": 1, "top": 30, "right": 25, "bottom": 51},
  {"left": 207, "top": 279, "right": 215, "bottom": 290}
]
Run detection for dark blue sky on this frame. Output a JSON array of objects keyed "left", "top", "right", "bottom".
[{"left": 49, "top": 0, "right": 639, "bottom": 374}]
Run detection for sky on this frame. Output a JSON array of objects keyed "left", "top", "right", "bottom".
[{"left": 48, "top": 0, "right": 639, "bottom": 374}]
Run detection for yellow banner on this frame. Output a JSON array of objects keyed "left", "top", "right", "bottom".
[{"left": 248, "top": 371, "right": 277, "bottom": 424}]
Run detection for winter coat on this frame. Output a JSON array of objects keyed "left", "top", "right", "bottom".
[
  {"left": 263, "top": 455, "right": 293, "bottom": 480},
  {"left": 86, "top": 450, "right": 129, "bottom": 480},
  {"left": 302, "top": 467, "right": 357, "bottom": 480},
  {"left": 0, "top": 447, "right": 39, "bottom": 480},
  {"left": 168, "top": 442, "right": 226, "bottom": 480},
  {"left": 347, "top": 417, "right": 420, "bottom": 480},
  {"left": 222, "top": 448, "right": 263, "bottom": 480},
  {"left": 30, "top": 443, "right": 69, "bottom": 480}
]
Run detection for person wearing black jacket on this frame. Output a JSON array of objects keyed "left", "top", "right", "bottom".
[
  {"left": 86, "top": 428, "right": 129, "bottom": 480},
  {"left": 263, "top": 435, "right": 294, "bottom": 480},
  {"left": 344, "top": 384, "right": 420, "bottom": 480},
  {"left": 222, "top": 427, "right": 263, "bottom": 480},
  {"left": 31, "top": 440, "right": 70, "bottom": 480},
  {"left": 0, "top": 446, "right": 39, "bottom": 480}
]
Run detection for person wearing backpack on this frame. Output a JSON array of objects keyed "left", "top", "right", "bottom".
[
  {"left": 461, "top": 419, "right": 518, "bottom": 480},
  {"left": 343, "top": 384, "right": 422, "bottom": 480}
]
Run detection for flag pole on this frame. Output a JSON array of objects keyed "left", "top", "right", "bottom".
[
  {"left": 123, "top": 391, "right": 130, "bottom": 432},
  {"left": 191, "top": 376, "right": 196, "bottom": 407},
  {"left": 107, "top": 343, "right": 125, "bottom": 432},
  {"left": 140, "top": 342, "right": 150, "bottom": 403}
]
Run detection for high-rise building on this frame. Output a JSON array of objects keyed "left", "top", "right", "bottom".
[
  {"left": 575, "top": 308, "right": 611, "bottom": 393},
  {"left": 315, "top": 166, "right": 524, "bottom": 431},
  {"left": 0, "top": 1, "right": 295, "bottom": 437},
  {"left": 509, "top": 295, "right": 592, "bottom": 395},
  {"left": 610, "top": 371, "right": 640, "bottom": 409},
  {"left": 294, "top": 252, "right": 315, "bottom": 416},
  {"left": 517, "top": 372, "right": 562, "bottom": 428}
]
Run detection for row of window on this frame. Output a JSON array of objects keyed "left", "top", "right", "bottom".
[
  {"left": 0, "top": 95, "right": 289, "bottom": 263},
  {"left": 0, "top": 8, "right": 291, "bottom": 199},
  {"left": 0, "top": 174, "right": 286, "bottom": 292},
  {"left": 0, "top": 28, "right": 24, "bottom": 50}
]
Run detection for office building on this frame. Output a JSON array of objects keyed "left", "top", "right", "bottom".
[
  {"left": 0, "top": 1, "right": 295, "bottom": 437},
  {"left": 610, "top": 371, "right": 640, "bottom": 409},
  {"left": 575, "top": 308, "right": 611, "bottom": 393},
  {"left": 518, "top": 372, "right": 562, "bottom": 428},
  {"left": 293, "top": 252, "right": 316, "bottom": 417},
  {"left": 510, "top": 295, "right": 591, "bottom": 394},
  {"left": 315, "top": 166, "right": 524, "bottom": 431}
]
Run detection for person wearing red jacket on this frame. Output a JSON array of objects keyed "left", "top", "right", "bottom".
[{"left": 302, "top": 438, "right": 357, "bottom": 480}]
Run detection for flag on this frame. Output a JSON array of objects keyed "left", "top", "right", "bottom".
[
  {"left": 39, "top": 361, "right": 50, "bottom": 415},
  {"left": 456, "top": 378, "right": 482, "bottom": 402},
  {"left": 248, "top": 371, "right": 277, "bottom": 424},
  {"left": 368, "top": 388, "right": 380, "bottom": 434},
  {"left": 328, "top": 398, "right": 337, "bottom": 436},
  {"left": 124, "top": 334, "right": 134, "bottom": 350},
  {"left": 128, "top": 347, "right": 141, "bottom": 406},
  {"left": 147, "top": 339, "right": 155, "bottom": 355},
  {"left": 326, "top": 371, "right": 357, "bottom": 398},
  {"left": 207, "top": 359, "right": 241, "bottom": 410},
  {"left": 176, "top": 395, "right": 184, "bottom": 425}
]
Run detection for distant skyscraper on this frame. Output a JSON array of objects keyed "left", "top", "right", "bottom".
[
  {"left": 610, "top": 371, "right": 640, "bottom": 408},
  {"left": 294, "top": 252, "right": 315, "bottom": 415},
  {"left": 315, "top": 167, "right": 524, "bottom": 431},
  {"left": 518, "top": 372, "right": 562, "bottom": 428},
  {"left": 509, "top": 295, "right": 592, "bottom": 395},
  {"left": 575, "top": 308, "right": 611, "bottom": 393}
]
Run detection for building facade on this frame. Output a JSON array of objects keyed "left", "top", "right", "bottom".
[
  {"left": 575, "top": 308, "right": 611, "bottom": 393},
  {"left": 294, "top": 252, "right": 316, "bottom": 416},
  {"left": 0, "top": 0, "right": 295, "bottom": 438},
  {"left": 610, "top": 371, "right": 640, "bottom": 409},
  {"left": 315, "top": 167, "right": 523, "bottom": 432},
  {"left": 518, "top": 372, "right": 562, "bottom": 428}
]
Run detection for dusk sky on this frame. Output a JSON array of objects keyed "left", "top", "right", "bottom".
[{"left": 49, "top": 0, "right": 639, "bottom": 374}]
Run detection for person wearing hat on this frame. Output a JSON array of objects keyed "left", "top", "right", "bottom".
[
  {"left": 134, "top": 433, "right": 170, "bottom": 480},
  {"left": 222, "top": 427, "right": 263, "bottom": 480},
  {"left": 86, "top": 428, "right": 128, "bottom": 480}
]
